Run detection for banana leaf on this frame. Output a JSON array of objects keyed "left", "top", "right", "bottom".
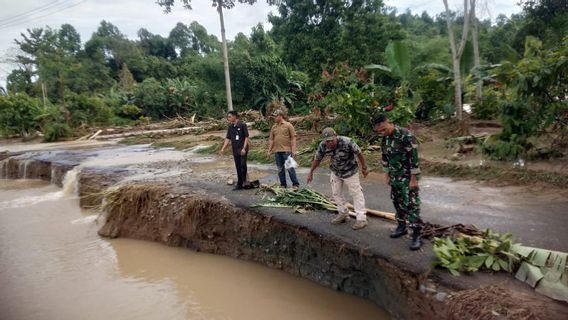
[{"left": 512, "top": 245, "right": 568, "bottom": 302}]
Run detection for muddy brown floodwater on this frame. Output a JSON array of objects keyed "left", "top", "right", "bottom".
[{"left": 0, "top": 179, "right": 389, "bottom": 320}]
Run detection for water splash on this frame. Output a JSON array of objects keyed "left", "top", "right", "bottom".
[
  {"left": 50, "top": 167, "right": 57, "bottom": 185},
  {"left": 0, "top": 189, "right": 63, "bottom": 210},
  {"left": 22, "top": 160, "right": 31, "bottom": 179},
  {"left": 71, "top": 215, "right": 99, "bottom": 225},
  {"left": 62, "top": 166, "right": 81, "bottom": 196}
]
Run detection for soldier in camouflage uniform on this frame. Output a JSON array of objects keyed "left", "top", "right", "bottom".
[
  {"left": 373, "top": 114, "right": 423, "bottom": 250},
  {"left": 307, "top": 128, "right": 370, "bottom": 230}
]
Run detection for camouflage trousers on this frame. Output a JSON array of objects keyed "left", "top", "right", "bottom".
[{"left": 390, "top": 175, "right": 423, "bottom": 228}]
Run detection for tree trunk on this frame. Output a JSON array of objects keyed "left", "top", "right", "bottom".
[
  {"left": 471, "top": 0, "right": 482, "bottom": 102},
  {"left": 217, "top": 1, "right": 233, "bottom": 112},
  {"left": 443, "top": 0, "right": 474, "bottom": 121}
]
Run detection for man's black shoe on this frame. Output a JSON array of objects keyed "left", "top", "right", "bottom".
[
  {"left": 390, "top": 222, "right": 408, "bottom": 238},
  {"left": 232, "top": 186, "right": 243, "bottom": 191},
  {"left": 409, "top": 227, "right": 423, "bottom": 251}
]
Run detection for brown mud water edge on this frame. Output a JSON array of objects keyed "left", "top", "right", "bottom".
[
  {"left": 97, "top": 183, "right": 444, "bottom": 319},
  {"left": 2, "top": 156, "right": 567, "bottom": 319}
]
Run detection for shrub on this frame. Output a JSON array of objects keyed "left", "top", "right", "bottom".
[
  {"left": 480, "top": 135, "right": 525, "bottom": 160},
  {"left": 252, "top": 119, "right": 271, "bottom": 132},
  {"left": 471, "top": 89, "right": 500, "bottom": 120},
  {"left": 134, "top": 78, "right": 168, "bottom": 119},
  {"left": 0, "top": 93, "right": 42, "bottom": 136},
  {"left": 120, "top": 104, "right": 142, "bottom": 119},
  {"left": 43, "top": 122, "right": 71, "bottom": 142},
  {"left": 64, "top": 93, "right": 113, "bottom": 126}
]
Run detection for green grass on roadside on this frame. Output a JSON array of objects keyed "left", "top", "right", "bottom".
[
  {"left": 422, "top": 160, "right": 568, "bottom": 189},
  {"left": 119, "top": 134, "right": 156, "bottom": 145},
  {"left": 195, "top": 143, "right": 221, "bottom": 154},
  {"left": 151, "top": 140, "right": 196, "bottom": 150}
]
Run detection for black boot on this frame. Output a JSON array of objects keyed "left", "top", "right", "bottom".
[
  {"left": 390, "top": 222, "right": 408, "bottom": 238},
  {"left": 409, "top": 227, "right": 423, "bottom": 251}
]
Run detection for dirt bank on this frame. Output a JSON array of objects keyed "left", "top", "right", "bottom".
[
  {"left": 96, "top": 182, "right": 567, "bottom": 320},
  {"left": 98, "top": 183, "right": 443, "bottom": 319}
]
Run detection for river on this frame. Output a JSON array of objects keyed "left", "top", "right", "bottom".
[{"left": 0, "top": 179, "right": 389, "bottom": 320}]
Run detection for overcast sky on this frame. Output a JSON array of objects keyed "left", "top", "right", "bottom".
[{"left": 0, "top": 0, "right": 522, "bottom": 88}]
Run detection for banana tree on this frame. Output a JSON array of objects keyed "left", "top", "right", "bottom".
[{"left": 365, "top": 40, "right": 417, "bottom": 125}]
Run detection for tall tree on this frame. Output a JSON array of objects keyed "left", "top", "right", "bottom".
[
  {"left": 470, "top": 0, "right": 482, "bottom": 102},
  {"left": 442, "top": 0, "right": 474, "bottom": 120},
  {"left": 270, "top": 0, "right": 399, "bottom": 79},
  {"left": 157, "top": 0, "right": 278, "bottom": 111},
  {"left": 137, "top": 28, "right": 176, "bottom": 59}
]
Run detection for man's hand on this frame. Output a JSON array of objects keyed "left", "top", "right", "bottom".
[
  {"left": 266, "top": 149, "right": 272, "bottom": 157},
  {"left": 384, "top": 173, "right": 390, "bottom": 186},
  {"left": 218, "top": 148, "right": 225, "bottom": 156},
  {"left": 361, "top": 167, "right": 369, "bottom": 178},
  {"left": 307, "top": 172, "right": 314, "bottom": 184},
  {"left": 409, "top": 175, "right": 418, "bottom": 189},
  {"left": 240, "top": 148, "right": 246, "bottom": 156},
  {"left": 291, "top": 151, "right": 297, "bottom": 158}
]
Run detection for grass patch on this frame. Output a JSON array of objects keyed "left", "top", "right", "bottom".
[
  {"left": 422, "top": 160, "right": 568, "bottom": 189},
  {"left": 195, "top": 143, "right": 221, "bottom": 154},
  {"left": 247, "top": 149, "right": 272, "bottom": 163},
  {"left": 119, "top": 134, "right": 156, "bottom": 145},
  {"left": 151, "top": 140, "right": 196, "bottom": 150},
  {"left": 251, "top": 134, "right": 269, "bottom": 140}
]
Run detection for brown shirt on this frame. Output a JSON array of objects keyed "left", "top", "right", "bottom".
[{"left": 270, "top": 120, "right": 296, "bottom": 152}]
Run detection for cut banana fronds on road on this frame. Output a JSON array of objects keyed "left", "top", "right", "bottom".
[
  {"left": 512, "top": 245, "right": 568, "bottom": 302},
  {"left": 252, "top": 185, "right": 338, "bottom": 212},
  {"left": 433, "top": 230, "right": 568, "bottom": 302}
]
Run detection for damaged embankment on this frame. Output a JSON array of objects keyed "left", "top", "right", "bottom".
[
  {"left": 3, "top": 155, "right": 565, "bottom": 319},
  {"left": 97, "top": 183, "right": 442, "bottom": 319},
  {"left": 1, "top": 155, "right": 443, "bottom": 318},
  {"left": 0, "top": 156, "right": 75, "bottom": 186}
]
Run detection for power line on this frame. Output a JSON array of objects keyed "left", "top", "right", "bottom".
[
  {"left": 0, "top": 0, "right": 78, "bottom": 28},
  {"left": 0, "top": 0, "right": 88, "bottom": 30},
  {"left": 0, "top": 0, "right": 64, "bottom": 24}
]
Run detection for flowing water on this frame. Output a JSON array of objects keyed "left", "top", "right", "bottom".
[{"left": 0, "top": 179, "right": 389, "bottom": 320}]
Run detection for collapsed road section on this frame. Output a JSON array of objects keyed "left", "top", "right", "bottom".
[{"left": 1, "top": 149, "right": 567, "bottom": 319}]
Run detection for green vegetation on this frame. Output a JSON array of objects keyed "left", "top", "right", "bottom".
[
  {"left": 434, "top": 229, "right": 568, "bottom": 301},
  {"left": 246, "top": 149, "right": 271, "bottom": 163},
  {"left": 252, "top": 185, "right": 338, "bottom": 213},
  {"left": 119, "top": 135, "right": 156, "bottom": 145},
  {"left": 433, "top": 230, "right": 517, "bottom": 276},
  {"left": 195, "top": 143, "right": 221, "bottom": 154},
  {"left": 1, "top": 0, "right": 566, "bottom": 164},
  {"left": 477, "top": 36, "right": 567, "bottom": 160},
  {"left": 421, "top": 159, "right": 568, "bottom": 189}
]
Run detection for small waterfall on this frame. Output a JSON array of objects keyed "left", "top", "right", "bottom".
[
  {"left": 62, "top": 166, "right": 81, "bottom": 196},
  {"left": 50, "top": 167, "right": 57, "bottom": 185},
  {"left": 22, "top": 160, "right": 31, "bottom": 179},
  {"left": 18, "top": 161, "right": 25, "bottom": 178},
  {"left": 0, "top": 159, "right": 7, "bottom": 179}
]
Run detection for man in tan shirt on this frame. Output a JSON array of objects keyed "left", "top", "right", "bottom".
[{"left": 267, "top": 109, "right": 300, "bottom": 189}]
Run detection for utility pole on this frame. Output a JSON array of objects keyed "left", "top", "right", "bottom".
[{"left": 217, "top": 1, "right": 233, "bottom": 111}]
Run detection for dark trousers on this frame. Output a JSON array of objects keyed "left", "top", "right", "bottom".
[
  {"left": 275, "top": 152, "right": 299, "bottom": 187},
  {"left": 233, "top": 153, "right": 248, "bottom": 187}
]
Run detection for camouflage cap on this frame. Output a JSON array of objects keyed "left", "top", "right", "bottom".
[
  {"left": 322, "top": 127, "right": 337, "bottom": 141},
  {"left": 272, "top": 109, "right": 285, "bottom": 117}
]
